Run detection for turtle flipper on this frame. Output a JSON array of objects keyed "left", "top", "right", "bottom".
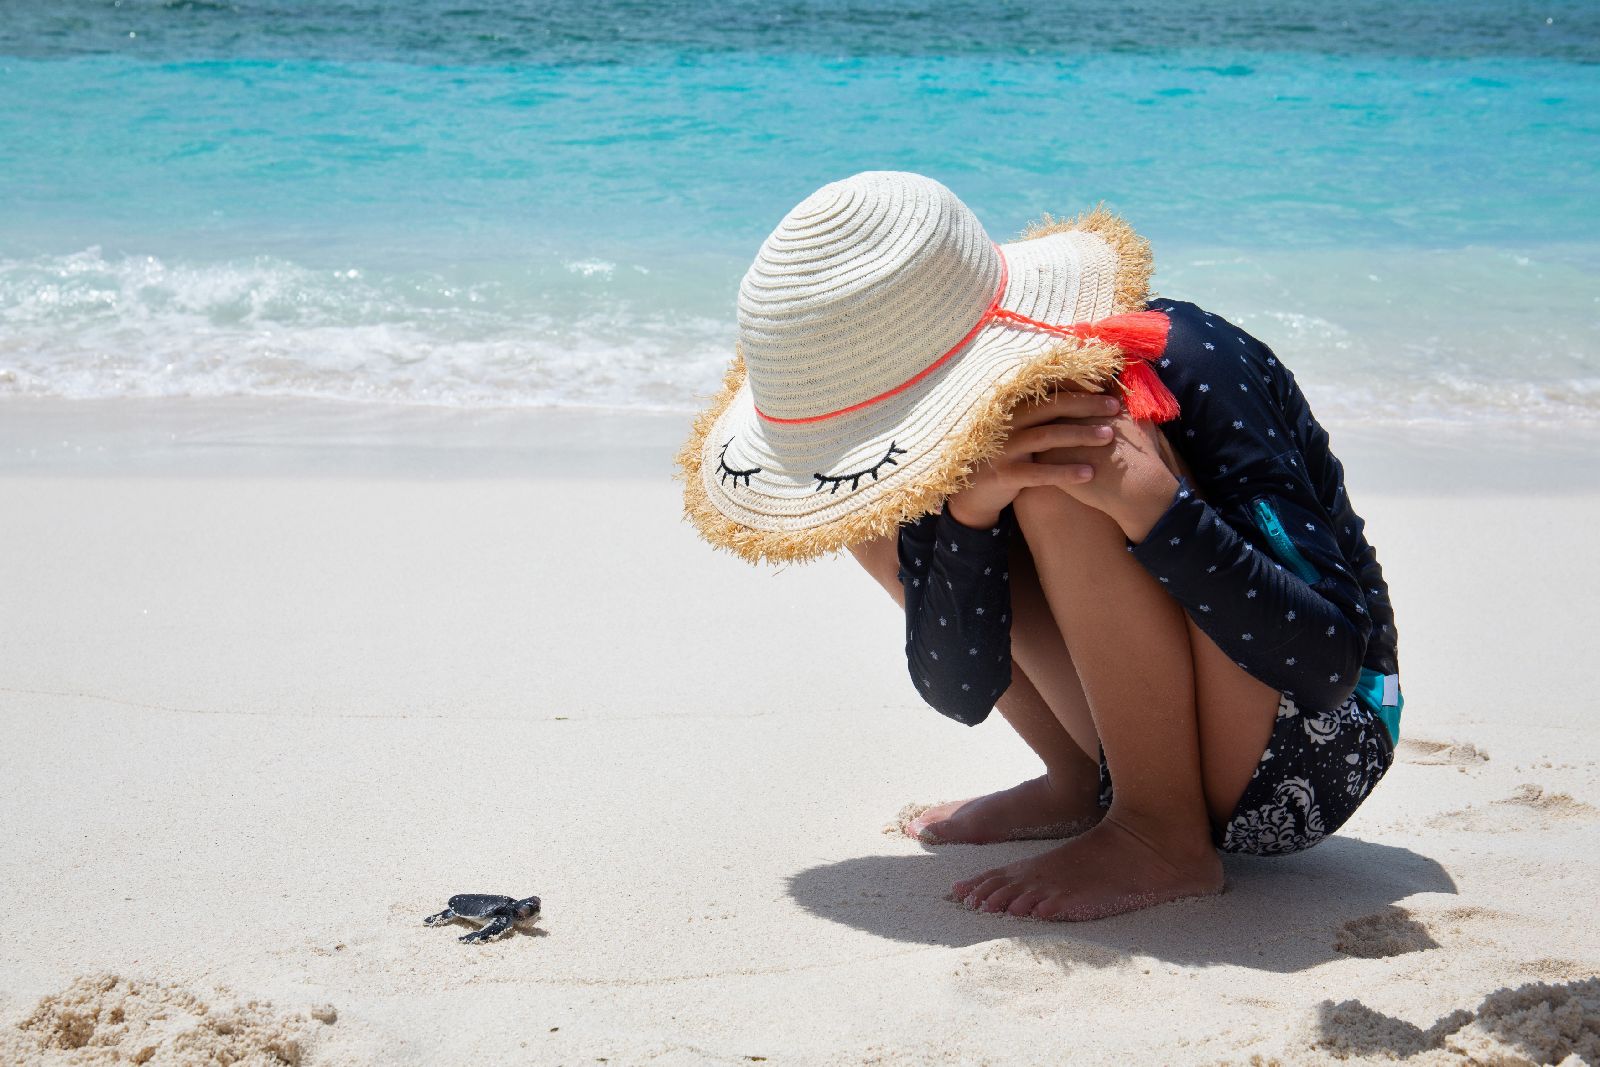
[
  {"left": 423, "top": 908, "right": 457, "bottom": 927},
  {"left": 458, "top": 913, "right": 512, "bottom": 944}
]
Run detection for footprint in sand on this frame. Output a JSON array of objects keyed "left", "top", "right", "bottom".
[
  {"left": 1518, "top": 957, "right": 1594, "bottom": 981},
  {"left": 1499, "top": 783, "right": 1600, "bottom": 817},
  {"left": 951, "top": 940, "right": 1129, "bottom": 1016},
  {"left": 1425, "top": 783, "right": 1599, "bottom": 834},
  {"left": 1335, "top": 904, "right": 1523, "bottom": 958},
  {"left": 1334, "top": 906, "right": 1439, "bottom": 958},
  {"left": 1396, "top": 737, "right": 1489, "bottom": 766}
]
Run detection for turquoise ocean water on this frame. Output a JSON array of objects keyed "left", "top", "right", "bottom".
[{"left": 2, "top": 1, "right": 1597, "bottom": 422}]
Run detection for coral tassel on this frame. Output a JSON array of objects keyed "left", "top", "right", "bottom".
[
  {"left": 1070, "top": 310, "right": 1179, "bottom": 424},
  {"left": 1081, "top": 310, "right": 1171, "bottom": 361},
  {"left": 988, "top": 307, "right": 1178, "bottom": 422},
  {"left": 1017, "top": 307, "right": 1184, "bottom": 422},
  {"left": 1119, "top": 359, "right": 1181, "bottom": 423}
]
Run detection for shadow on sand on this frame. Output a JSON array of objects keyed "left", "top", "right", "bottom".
[{"left": 787, "top": 835, "right": 1455, "bottom": 974}]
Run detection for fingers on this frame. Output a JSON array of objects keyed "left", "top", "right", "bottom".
[
  {"left": 954, "top": 390, "right": 1121, "bottom": 508},
  {"left": 994, "top": 412, "right": 1117, "bottom": 492},
  {"left": 1010, "top": 391, "right": 1121, "bottom": 427},
  {"left": 1005, "top": 458, "right": 1094, "bottom": 491},
  {"left": 1008, "top": 420, "right": 1115, "bottom": 455}
]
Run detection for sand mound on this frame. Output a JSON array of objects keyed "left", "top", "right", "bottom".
[
  {"left": 1397, "top": 738, "right": 1490, "bottom": 766},
  {"left": 1496, "top": 784, "right": 1599, "bottom": 819},
  {"left": 1427, "top": 785, "right": 1599, "bottom": 834},
  {"left": 1334, "top": 907, "right": 1439, "bottom": 959},
  {"left": 1314, "top": 977, "right": 1600, "bottom": 1063},
  {"left": 0, "top": 973, "right": 334, "bottom": 1066}
]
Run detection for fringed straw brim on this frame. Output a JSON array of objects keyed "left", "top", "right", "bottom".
[
  {"left": 675, "top": 206, "right": 1154, "bottom": 565},
  {"left": 677, "top": 339, "right": 1125, "bottom": 564}
]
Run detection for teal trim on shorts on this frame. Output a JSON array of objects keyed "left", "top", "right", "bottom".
[{"left": 1354, "top": 667, "right": 1403, "bottom": 746}]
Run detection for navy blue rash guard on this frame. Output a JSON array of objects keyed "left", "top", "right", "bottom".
[{"left": 897, "top": 299, "right": 1400, "bottom": 728}]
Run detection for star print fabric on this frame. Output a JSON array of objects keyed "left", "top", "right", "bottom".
[
  {"left": 897, "top": 507, "right": 1014, "bottom": 726},
  {"left": 1130, "top": 299, "right": 1399, "bottom": 713},
  {"left": 894, "top": 298, "right": 1399, "bottom": 728},
  {"left": 1129, "top": 483, "right": 1365, "bottom": 710}
]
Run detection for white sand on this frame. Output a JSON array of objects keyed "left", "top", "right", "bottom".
[{"left": 2, "top": 398, "right": 1598, "bottom": 1065}]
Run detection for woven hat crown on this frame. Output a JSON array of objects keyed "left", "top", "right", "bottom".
[
  {"left": 678, "top": 170, "right": 1161, "bottom": 565},
  {"left": 737, "top": 171, "right": 999, "bottom": 422}
]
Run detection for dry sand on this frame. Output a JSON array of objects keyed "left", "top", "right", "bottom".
[{"left": 1, "top": 399, "right": 1598, "bottom": 1065}]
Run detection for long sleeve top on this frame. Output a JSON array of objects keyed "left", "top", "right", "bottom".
[{"left": 898, "top": 298, "right": 1400, "bottom": 727}]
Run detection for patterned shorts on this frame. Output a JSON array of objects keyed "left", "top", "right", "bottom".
[{"left": 1097, "top": 693, "right": 1395, "bottom": 857}]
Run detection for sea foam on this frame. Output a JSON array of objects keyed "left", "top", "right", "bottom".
[
  {"left": 0, "top": 247, "right": 732, "bottom": 411},
  {"left": 5, "top": 244, "right": 1595, "bottom": 425}
]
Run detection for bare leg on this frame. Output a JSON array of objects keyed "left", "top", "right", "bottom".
[
  {"left": 951, "top": 487, "right": 1279, "bottom": 920},
  {"left": 849, "top": 533, "right": 1103, "bottom": 843}
]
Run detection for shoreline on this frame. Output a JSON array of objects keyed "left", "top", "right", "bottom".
[{"left": 3, "top": 394, "right": 1600, "bottom": 494}]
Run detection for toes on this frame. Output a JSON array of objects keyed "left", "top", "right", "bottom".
[
  {"left": 950, "top": 866, "right": 1005, "bottom": 900},
  {"left": 1006, "top": 888, "right": 1049, "bottom": 917},
  {"left": 961, "top": 874, "right": 1013, "bottom": 910},
  {"left": 908, "top": 804, "right": 961, "bottom": 843},
  {"left": 1030, "top": 893, "right": 1074, "bottom": 922},
  {"left": 977, "top": 880, "right": 1031, "bottom": 914},
  {"left": 1030, "top": 892, "right": 1105, "bottom": 923}
]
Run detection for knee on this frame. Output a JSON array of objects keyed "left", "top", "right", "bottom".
[
  {"left": 1012, "top": 485, "right": 1124, "bottom": 554},
  {"left": 1012, "top": 484, "right": 1092, "bottom": 528}
]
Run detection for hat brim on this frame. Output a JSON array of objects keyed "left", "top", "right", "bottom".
[{"left": 676, "top": 205, "right": 1154, "bottom": 564}]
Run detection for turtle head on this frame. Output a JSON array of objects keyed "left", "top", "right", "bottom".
[{"left": 512, "top": 896, "right": 542, "bottom": 921}]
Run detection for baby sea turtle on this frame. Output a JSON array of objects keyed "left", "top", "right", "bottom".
[{"left": 423, "top": 894, "right": 541, "bottom": 944}]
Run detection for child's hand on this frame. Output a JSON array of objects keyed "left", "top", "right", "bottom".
[
  {"left": 1032, "top": 403, "right": 1181, "bottom": 543},
  {"left": 945, "top": 391, "right": 1123, "bottom": 530}
]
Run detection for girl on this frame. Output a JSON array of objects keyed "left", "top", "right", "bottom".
[{"left": 679, "top": 171, "right": 1399, "bottom": 921}]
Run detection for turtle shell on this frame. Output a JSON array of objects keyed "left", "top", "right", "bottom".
[{"left": 446, "top": 894, "right": 515, "bottom": 918}]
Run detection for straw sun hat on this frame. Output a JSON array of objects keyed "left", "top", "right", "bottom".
[{"left": 677, "top": 170, "right": 1176, "bottom": 564}]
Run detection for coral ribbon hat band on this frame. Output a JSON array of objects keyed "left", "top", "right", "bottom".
[{"left": 753, "top": 243, "right": 1180, "bottom": 427}]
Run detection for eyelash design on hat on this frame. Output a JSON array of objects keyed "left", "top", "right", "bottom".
[
  {"left": 717, "top": 439, "right": 761, "bottom": 488},
  {"left": 813, "top": 442, "right": 908, "bottom": 495}
]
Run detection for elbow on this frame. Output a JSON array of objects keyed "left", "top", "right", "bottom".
[
  {"left": 907, "top": 657, "right": 1008, "bottom": 727},
  {"left": 1301, "top": 626, "right": 1366, "bottom": 711},
  {"left": 1287, "top": 675, "right": 1357, "bottom": 717},
  {"left": 932, "top": 691, "right": 1000, "bottom": 727},
  {"left": 1322, "top": 674, "right": 1359, "bottom": 712}
]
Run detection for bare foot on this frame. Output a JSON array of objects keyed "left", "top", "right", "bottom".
[
  {"left": 949, "top": 813, "right": 1223, "bottom": 921},
  {"left": 905, "top": 774, "right": 1102, "bottom": 845}
]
